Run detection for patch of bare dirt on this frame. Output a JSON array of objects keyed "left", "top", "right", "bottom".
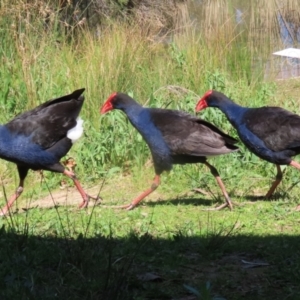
[
  {"left": 17, "top": 171, "right": 166, "bottom": 212},
  {"left": 28, "top": 185, "right": 102, "bottom": 209}
]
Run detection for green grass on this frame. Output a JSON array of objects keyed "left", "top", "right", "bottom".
[
  {"left": 1, "top": 179, "right": 300, "bottom": 299},
  {"left": 2, "top": 158, "right": 300, "bottom": 299},
  {"left": 0, "top": 1, "right": 300, "bottom": 299}
]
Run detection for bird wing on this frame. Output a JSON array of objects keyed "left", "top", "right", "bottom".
[
  {"left": 149, "top": 108, "right": 238, "bottom": 157},
  {"left": 244, "top": 107, "right": 300, "bottom": 152},
  {"left": 5, "top": 89, "right": 85, "bottom": 149}
]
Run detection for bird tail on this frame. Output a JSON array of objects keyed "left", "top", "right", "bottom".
[{"left": 67, "top": 117, "right": 84, "bottom": 143}]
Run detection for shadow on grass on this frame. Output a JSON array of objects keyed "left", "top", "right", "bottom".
[
  {"left": 144, "top": 192, "right": 292, "bottom": 208},
  {"left": 145, "top": 197, "right": 215, "bottom": 207},
  {"left": 239, "top": 193, "right": 290, "bottom": 202},
  {"left": 136, "top": 194, "right": 260, "bottom": 208},
  {"left": 0, "top": 222, "right": 299, "bottom": 300}
]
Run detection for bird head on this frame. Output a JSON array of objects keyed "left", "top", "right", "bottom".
[
  {"left": 195, "top": 90, "right": 229, "bottom": 112},
  {"left": 195, "top": 90, "right": 212, "bottom": 112},
  {"left": 100, "top": 92, "right": 139, "bottom": 114},
  {"left": 100, "top": 92, "right": 118, "bottom": 114}
]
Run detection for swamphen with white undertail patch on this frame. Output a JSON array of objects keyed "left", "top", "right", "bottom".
[
  {"left": 100, "top": 92, "right": 239, "bottom": 210},
  {"left": 0, "top": 88, "right": 98, "bottom": 216},
  {"left": 196, "top": 90, "right": 300, "bottom": 210}
]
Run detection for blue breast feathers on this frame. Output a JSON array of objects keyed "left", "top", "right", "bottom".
[
  {"left": 126, "top": 108, "right": 172, "bottom": 171},
  {"left": 0, "top": 126, "right": 57, "bottom": 167}
]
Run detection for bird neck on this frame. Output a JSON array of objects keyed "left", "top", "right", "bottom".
[
  {"left": 121, "top": 102, "right": 144, "bottom": 118},
  {"left": 213, "top": 99, "right": 247, "bottom": 127},
  {"left": 122, "top": 107, "right": 171, "bottom": 156},
  {"left": 124, "top": 106, "right": 151, "bottom": 131}
]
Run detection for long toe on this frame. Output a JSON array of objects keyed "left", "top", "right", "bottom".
[
  {"left": 114, "top": 203, "right": 136, "bottom": 210},
  {"left": 202, "top": 200, "right": 236, "bottom": 211},
  {"left": 101, "top": 203, "right": 136, "bottom": 210},
  {"left": 224, "top": 197, "right": 233, "bottom": 211},
  {"left": 78, "top": 199, "right": 89, "bottom": 209},
  {"left": 125, "top": 203, "right": 136, "bottom": 210},
  {"left": 202, "top": 202, "right": 230, "bottom": 211},
  {"left": 78, "top": 194, "right": 101, "bottom": 209}
]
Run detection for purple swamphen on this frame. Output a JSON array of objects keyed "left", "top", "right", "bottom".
[
  {"left": 0, "top": 88, "right": 98, "bottom": 216},
  {"left": 196, "top": 90, "right": 300, "bottom": 210},
  {"left": 100, "top": 92, "right": 238, "bottom": 210}
]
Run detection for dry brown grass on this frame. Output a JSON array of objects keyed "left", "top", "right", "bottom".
[{"left": 1, "top": 0, "right": 188, "bottom": 39}]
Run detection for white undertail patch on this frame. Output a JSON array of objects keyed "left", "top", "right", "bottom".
[{"left": 67, "top": 117, "right": 84, "bottom": 143}]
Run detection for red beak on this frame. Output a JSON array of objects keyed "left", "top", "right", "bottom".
[
  {"left": 100, "top": 92, "right": 117, "bottom": 114},
  {"left": 195, "top": 98, "right": 208, "bottom": 112},
  {"left": 195, "top": 90, "right": 213, "bottom": 112}
]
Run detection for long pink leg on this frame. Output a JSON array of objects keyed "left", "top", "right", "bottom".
[
  {"left": 204, "top": 161, "right": 233, "bottom": 211},
  {"left": 115, "top": 175, "right": 160, "bottom": 210},
  {"left": 290, "top": 160, "right": 300, "bottom": 169},
  {"left": 63, "top": 170, "right": 99, "bottom": 208},
  {"left": 265, "top": 164, "right": 283, "bottom": 198},
  {"left": 0, "top": 181, "right": 24, "bottom": 216},
  {"left": 289, "top": 160, "right": 300, "bottom": 211},
  {"left": 0, "top": 166, "right": 28, "bottom": 216}
]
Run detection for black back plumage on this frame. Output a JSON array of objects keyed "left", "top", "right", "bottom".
[
  {"left": 6, "top": 88, "right": 85, "bottom": 150},
  {"left": 243, "top": 107, "right": 300, "bottom": 153},
  {"left": 149, "top": 108, "right": 238, "bottom": 161}
]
